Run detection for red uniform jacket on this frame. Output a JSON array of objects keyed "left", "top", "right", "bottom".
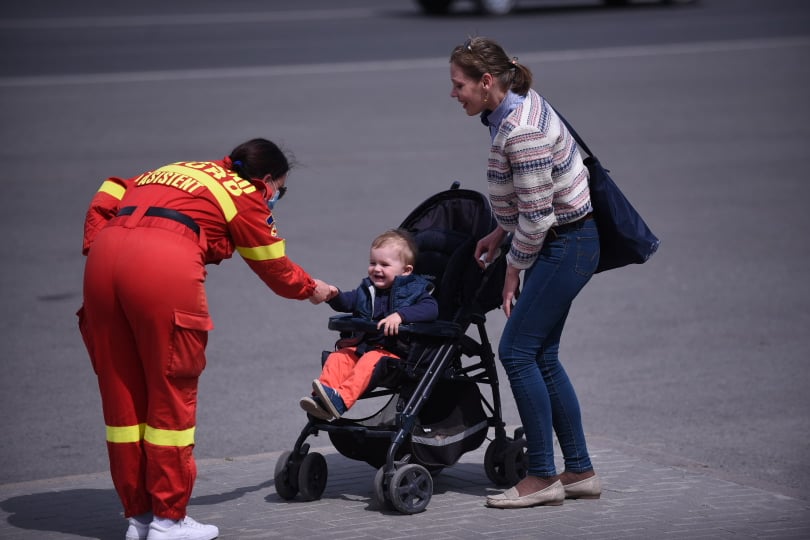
[{"left": 83, "top": 158, "right": 316, "bottom": 300}]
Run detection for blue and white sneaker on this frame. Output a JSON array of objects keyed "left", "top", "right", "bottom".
[
  {"left": 312, "top": 379, "right": 347, "bottom": 419},
  {"left": 299, "top": 395, "right": 333, "bottom": 421}
]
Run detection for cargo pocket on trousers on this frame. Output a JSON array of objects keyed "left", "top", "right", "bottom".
[
  {"left": 167, "top": 310, "right": 214, "bottom": 378},
  {"left": 76, "top": 305, "right": 99, "bottom": 374}
]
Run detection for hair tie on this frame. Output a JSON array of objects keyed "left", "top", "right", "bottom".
[
  {"left": 233, "top": 160, "right": 243, "bottom": 169},
  {"left": 511, "top": 57, "right": 518, "bottom": 65}
]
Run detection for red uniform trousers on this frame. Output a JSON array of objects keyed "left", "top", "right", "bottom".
[
  {"left": 78, "top": 220, "right": 212, "bottom": 520},
  {"left": 319, "top": 347, "right": 398, "bottom": 409}
]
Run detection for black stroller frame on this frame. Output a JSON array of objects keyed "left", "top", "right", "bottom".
[{"left": 274, "top": 183, "right": 528, "bottom": 514}]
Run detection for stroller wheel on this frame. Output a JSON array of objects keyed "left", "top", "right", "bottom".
[
  {"left": 274, "top": 450, "right": 299, "bottom": 500},
  {"left": 298, "top": 452, "right": 328, "bottom": 501},
  {"left": 484, "top": 437, "right": 528, "bottom": 486},
  {"left": 387, "top": 463, "right": 433, "bottom": 514},
  {"left": 372, "top": 466, "right": 394, "bottom": 510},
  {"left": 503, "top": 439, "right": 529, "bottom": 486},
  {"left": 484, "top": 440, "right": 509, "bottom": 485}
]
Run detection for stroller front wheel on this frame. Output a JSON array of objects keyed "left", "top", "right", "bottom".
[
  {"left": 388, "top": 463, "right": 433, "bottom": 514},
  {"left": 298, "top": 452, "right": 328, "bottom": 501},
  {"left": 274, "top": 450, "right": 299, "bottom": 500},
  {"left": 372, "top": 466, "right": 394, "bottom": 510}
]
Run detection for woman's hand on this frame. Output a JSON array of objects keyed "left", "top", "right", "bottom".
[
  {"left": 377, "top": 312, "right": 403, "bottom": 336},
  {"left": 502, "top": 265, "right": 521, "bottom": 318},
  {"left": 475, "top": 226, "right": 507, "bottom": 269},
  {"left": 309, "top": 279, "right": 338, "bottom": 304}
]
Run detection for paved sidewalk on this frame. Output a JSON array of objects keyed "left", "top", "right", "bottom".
[{"left": 1, "top": 435, "right": 809, "bottom": 539}]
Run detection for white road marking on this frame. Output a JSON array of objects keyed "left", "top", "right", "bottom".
[{"left": 1, "top": 36, "right": 807, "bottom": 88}]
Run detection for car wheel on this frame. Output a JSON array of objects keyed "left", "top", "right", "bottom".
[
  {"left": 477, "top": 0, "right": 516, "bottom": 15},
  {"left": 416, "top": 0, "right": 454, "bottom": 15}
]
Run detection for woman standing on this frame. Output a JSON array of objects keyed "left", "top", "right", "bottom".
[{"left": 449, "top": 37, "right": 602, "bottom": 508}]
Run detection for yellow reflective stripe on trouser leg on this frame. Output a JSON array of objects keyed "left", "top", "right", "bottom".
[
  {"left": 144, "top": 425, "right": 196, "bottom": 447},
  {"left": 106, "top": 423, "right": 146, "bottom": 443},
  {"left": 98, "top": 180, "right": 126, "bottom": 200},
  {"left": 236, "top": 240, "right": 286, "bottom": 261}
]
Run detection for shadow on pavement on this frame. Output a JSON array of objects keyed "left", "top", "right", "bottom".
[
  {"left": 0, "top": 478, "right": 275, "bottom": 539},
  {"left": 1, "top": 488, "right": 120, "bottom": 539}
]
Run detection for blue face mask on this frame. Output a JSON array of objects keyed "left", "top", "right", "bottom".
[
  {"left": 265, "top": 180, "right": 286, "bottom": 211},
  {"left": 267, "top": 189, "right": 281, "bottom": 210}
]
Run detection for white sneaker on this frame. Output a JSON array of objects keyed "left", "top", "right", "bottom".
[
  {"left": 147, "top": 516, "right": 219, "bottom": 540},
  {"left": 125, "top": 517, "right": 150, "bottom": 540}
]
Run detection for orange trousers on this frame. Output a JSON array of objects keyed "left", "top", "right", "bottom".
[
  {"left": 79, "top": 224, "right": 212, "bottom": 520},
  {"left": 319, "top": 347, "right": 397, "bottom": 408}
]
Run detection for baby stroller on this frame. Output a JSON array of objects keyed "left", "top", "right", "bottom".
[{"left": 274, "top": 182, "right": 528, "bottom": 514}]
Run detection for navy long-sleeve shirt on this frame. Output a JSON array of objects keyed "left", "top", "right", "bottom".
[{"left": 327, "top": 274, "right": 438, "bottom": 323}]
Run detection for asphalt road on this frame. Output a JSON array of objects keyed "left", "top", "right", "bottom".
[{"left": 1, "top": 0, "right": 808, "bottom": 502}]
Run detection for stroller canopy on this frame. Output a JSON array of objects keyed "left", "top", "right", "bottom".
[{"left": 399, "top": 184, "right": 504, "bottom": 322}]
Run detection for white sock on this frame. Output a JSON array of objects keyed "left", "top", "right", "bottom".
[
  {"left": 131, "top": 512, "right": 152, "bottom": 525},
  {"left": 154, "top": 517, "right": 181, "bottom": 528}
]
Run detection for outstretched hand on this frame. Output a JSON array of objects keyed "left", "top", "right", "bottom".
[{"left": 309, "top": 279, "right": 338, "bottom": 304}]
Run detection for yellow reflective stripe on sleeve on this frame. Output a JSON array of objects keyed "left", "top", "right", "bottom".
[
  {"left": 160, "top": 164, "right": 238, "bottom": 222},
  {"left": 144, "top": 425, "right": 196, "bottom": 447},
  {"left": 236, "top": 240, "right": 286, "bottom": 261},
  {"left": 106, "top": 423, "right": 146, "bottom": 443},
  {"left": 99, "top": 180, "right": 126, "bottom": 200}
]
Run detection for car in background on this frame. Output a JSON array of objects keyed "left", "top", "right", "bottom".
[{"left": 416, "top": 0, "right": 692, "bottom": 16}]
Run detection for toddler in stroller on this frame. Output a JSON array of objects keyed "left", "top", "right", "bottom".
[
  {"left": 299, "top": 229, "right": 439, "bottom": 421},
  {"left": 274, "top": 183, "right": 529, "bottom": 514}
]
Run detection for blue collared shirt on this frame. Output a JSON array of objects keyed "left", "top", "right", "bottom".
[{"left": 480, "top": 90, "right": 526, "bottom": 142}]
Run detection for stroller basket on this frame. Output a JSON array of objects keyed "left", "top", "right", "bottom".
[{"left": 409, "top": 380, "right": 488, "bottom": 468}]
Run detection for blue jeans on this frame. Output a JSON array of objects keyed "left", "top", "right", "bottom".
[{"left": 498, "top": 218, "right": 599, "bottom": 478}]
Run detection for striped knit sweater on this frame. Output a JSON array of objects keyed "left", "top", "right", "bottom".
[{"left": 487, "top": 89, "right": 592, "bottom": 270}]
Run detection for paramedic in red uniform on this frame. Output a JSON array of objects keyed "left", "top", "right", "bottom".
[{"left": 78, "top": 138, "right": 336, "bottom": 540}]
